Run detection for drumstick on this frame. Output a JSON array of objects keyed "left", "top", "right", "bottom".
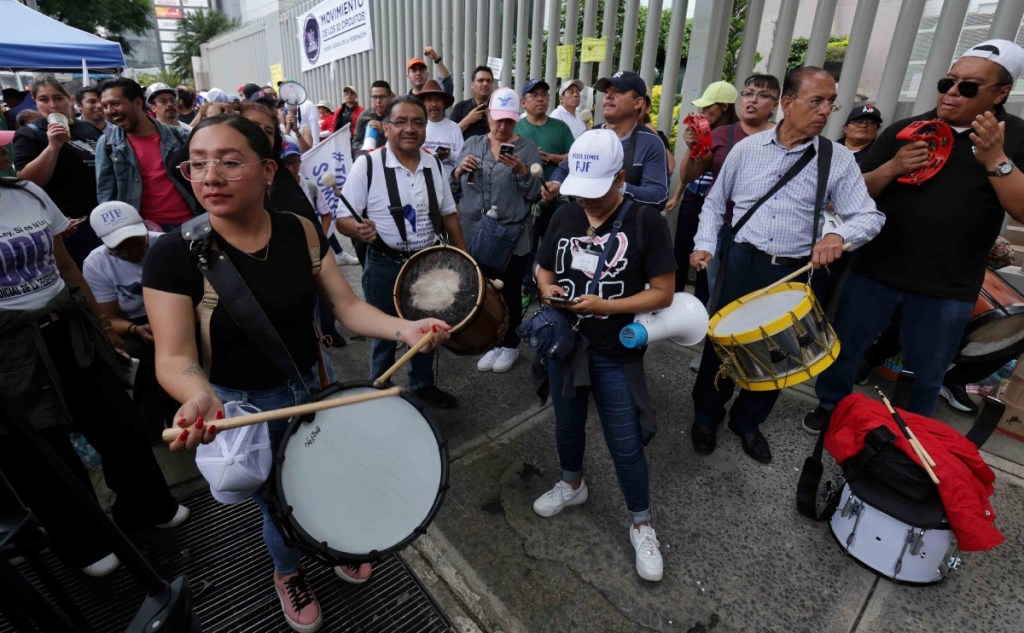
[
  {"left": 160, "top": 386, "right": 403, "bottom": 443},
  {"left": 322, "top": 172, "right": 364, "bottom": 224},
  {"left": 373, "top": 330, "right": 436, "bottom": 388},
  {"left": 530, "top": 163, "right": 550, "bottom": 195},
  {"left": 742, "top": 242, "right": 853, "bottom": 302},
  {"left": 873, "top": 386, "right": 940, "bottom": 484}
]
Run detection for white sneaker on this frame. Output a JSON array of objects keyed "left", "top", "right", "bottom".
[
  {"left": 477, "top": 348, "right": 501, "bottom": 372},
  {"left": 335, "top": 250, "right": 360, "bottom": 266},
  {"left": 630, "top": 524, "right": 663, "bottom": 581},
  {"left": 154, "top": 504, "right": 190, "bottom": 529},
  {"left": 491, "top": 347, "right": 519, "bottom": 373},
  {"left": 82, "top": 553, "right": 120, "bottom": 577},
  {"left": 533, "top": 480, "right": 588, "bottom": 518}
]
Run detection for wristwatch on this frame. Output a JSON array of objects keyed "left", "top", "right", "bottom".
[{"left": 987, "top": 161, "right": 1013, "bottom": 177}]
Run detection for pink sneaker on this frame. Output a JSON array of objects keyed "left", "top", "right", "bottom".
[
  {"left": 273, "top": 567, "right": 323, "bottom": 632},
  {"left": 333, "top": 562, "right": 373, "bottom": 584}
]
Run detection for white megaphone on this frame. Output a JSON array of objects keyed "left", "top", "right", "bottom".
[{"left": 619, "top": 292, "right": 709, "bottom": 349}]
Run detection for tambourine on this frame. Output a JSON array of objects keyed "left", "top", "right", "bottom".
[
  {"left": 683, "top": 113, "right": 712, "bottom": 159},
  {"left": 894, "top": 119, "right": 953, "bottom": 185}
]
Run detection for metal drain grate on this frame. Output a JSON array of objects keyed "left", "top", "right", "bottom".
[{"left": 1, "top": 489, "right": 451, "bottom": 632}]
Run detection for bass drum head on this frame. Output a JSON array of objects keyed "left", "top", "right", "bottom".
[
  {"left": 275, "top": 383, "right": 448, "bottom": 562},
  {"left": 395, "top": 246, "right": 482, "bottom": 331}
]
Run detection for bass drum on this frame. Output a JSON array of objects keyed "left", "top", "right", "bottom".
[
  {"left": 958, "top": 268, "right": 1024, "bottom": 364},
  {"left": 394, "top": 245, "right": 508, "bottom": 355},
  {"left": 270, "top": 382, "right": 449, "bottom": 564}
]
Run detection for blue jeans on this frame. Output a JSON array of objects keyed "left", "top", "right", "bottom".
[
  {"left": 814, "top": 272, "right": 975, "bottom": 416},
  {"left": 693, "top": 242, "right": 827, "bottom": 434},
  {"left": 362, "top": 247, "right": 435, "bottom": 390},
  {"left": 548, "top": 353, "right": 652, "bottom": 524},
  {"left": 212, "top": 362, "right": 329, "bottom": 574}
]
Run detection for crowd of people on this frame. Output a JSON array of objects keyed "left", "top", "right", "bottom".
[{"left": 1, "top": 36, "right": 1022, "bottom": 632}]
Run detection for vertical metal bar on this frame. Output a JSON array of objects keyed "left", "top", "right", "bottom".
[
  {"left": 711, "top": 0, "right": 734, "bottom": 81},
  {"left": 502, "top": 0, "right": 515, "bottom": 88},
  {"left": 596, "top": 0, "right": 619, "bottom": 124},
  {"left": 388, "top": 0, "right": 399, "bottom": 90},
  {"left": 733, "top": 0, "right": 764, "bottom": 90},
  {"left": 564, "top": 0, "right": 581, "bottom": 81},
  {"left": 989, "top": 1, "right": 1024, "bottom": 40},
  {"left": 639, "top": 0, "right": 663, "bottom": 91},
  {"left": 766, "top": 0, "right": 800, "bottom": 82},
  {"left": 619, "top": 0, "right": 640, "bottom": 72},
  {"left": 445, "top": 0, "right": 458, "bottom": 97},
  {"left": 546, "top": 0, "right": 561, "bottom": 95},
  {"left": 578, "top": 0, "right": 599, "bottom": 85},
  {"left": 413, "top": 1, "right": 424, "bottom": 63},
  {"left": 804, "top": 0, "right": 838, "bottom": 67},
  {"left": 477, "top": 0, "right": 488, "bottom": 72},
  {"left": 660, "top": 0, "right": 690, "bottom": 136},
  {"left": 911, "top": 0, "right": 970, "bottom": 115},
  {"left": 516, "top": 0, "right": 530, "bottom": 90},
  {"left": 530, "top": 2, "right": 545, "bottom": 80},
  {"left": 675, "top": 0, "right": 731, "bottom": 168},
  {"left": 489, "top": 0, "right": 502, "bottom": 58},
  {"left": 824, "top": 0, "right": 880, "bottom": 139},
  {"left": 464, "top": 1, "right": 477, "bottom": 83}
]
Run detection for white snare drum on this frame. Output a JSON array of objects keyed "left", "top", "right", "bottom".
[
  {"left": 829, "top": 483, "right": 960, "bottom": 584},
  {"left": 271, "top": 382, "right": 449, "bottom": 563},
  {"left": 709, "top": 282, "right": 839, "bottom": 391}
]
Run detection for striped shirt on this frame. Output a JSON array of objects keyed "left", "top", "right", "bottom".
[{"left": 695, "top": 128, "right": 885, "bottom": 258}]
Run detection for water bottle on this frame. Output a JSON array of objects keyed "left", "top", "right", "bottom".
[{"left": 362, "top": 125, "right": 379, "bottom": 151}]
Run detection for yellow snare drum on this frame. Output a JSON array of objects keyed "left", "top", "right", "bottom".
[{"left": 708, "top": 282, "right": 840, "bottom": 391}]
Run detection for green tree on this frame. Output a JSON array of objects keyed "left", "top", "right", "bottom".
[
  {"left": 171, "top": 10, "right": 238, "bottom": 83},
  {"left": 787, "top": 35, "right": 848, "bottom": 73},
  {"left": 37, "top": 0, "right": 152, "bottom": 56},
  {"left": 137, "top": 68, "right": 185, "bottom": 88}
]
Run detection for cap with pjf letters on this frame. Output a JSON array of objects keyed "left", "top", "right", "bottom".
[
  {"left": 90, "top": 201, "right": 147, "bottom": 249},
  {"left": 559, "top": 129, "right": 624, "bottom": 198}
]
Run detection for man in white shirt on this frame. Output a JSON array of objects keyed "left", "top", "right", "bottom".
[
  {"left": 338, "top": 96, "right": 468, "bottom": 408},
  {"left": 419, "top": 80, "right": 462, "bottom": 177},
  {"left": 549, "top": 79, "right": 587, "bottom": 138}
]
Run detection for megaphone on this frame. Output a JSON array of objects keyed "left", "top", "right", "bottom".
[
  {"left": 279, "top": 80, "right": 307, "bottom": 123},
  {"left": 619, "top": 292, "right": 709, "bottom": 349}
]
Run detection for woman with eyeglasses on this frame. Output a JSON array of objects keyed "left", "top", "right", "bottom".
[
  {"left": 0, "top": 135, "right": 187, "bottom": 579},
  {"left": 12, "top": 78, "right": 105, "bottom": 266},
  {"left": 143, "top": 114, "right": 450, "bottom": 632},
  {"left": 837, "top": 104, "right": 883, "bottom": 163}
]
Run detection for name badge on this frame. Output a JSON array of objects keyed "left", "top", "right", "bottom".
[{"left": 571, "top": 250, "right": 599, "bottom": 276}]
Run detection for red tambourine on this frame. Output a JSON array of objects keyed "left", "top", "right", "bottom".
[
  {"left": 894, "top": 119, "right": 953, "bottom": 185},
  {"left": 683, "top": 113, "right": 712, "bottom": 159}
]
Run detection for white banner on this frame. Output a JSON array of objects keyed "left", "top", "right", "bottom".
[
  {"left": 299, "top": 124, "right": 354, "bottom": 220},
  {"left": 299, "top": 0, "right": 374, "bottom": 72}
]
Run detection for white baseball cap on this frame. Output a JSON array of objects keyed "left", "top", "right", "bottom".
[
  {"left": 489, "top": 87, "right": 521, "bottom": 120},
  {"left": 559, "top": 129, "right": 624, "bottom": 198},
  {"left": 959, "top": 39, "right": 1024, "bottom": 81},
  {"left": 90, "top": 202, "right": 148, "bottom": 248},
  {"left": 195, "top": 401, "right": 273, "bottom": 504},
  {"left": 558, "top": 79, "right": 585, "bottom": 96}
]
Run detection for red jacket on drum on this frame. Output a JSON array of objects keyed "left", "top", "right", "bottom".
[{"left": 825, "top": 393, "right": 1003, "bottom": 552}]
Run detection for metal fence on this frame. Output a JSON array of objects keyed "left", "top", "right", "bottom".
[{"left": 202, "top": 0, "right": 1024, "bottom": 191}]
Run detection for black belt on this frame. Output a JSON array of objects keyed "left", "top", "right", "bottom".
[
  {"left": 735, "top": 242, "right": 809, "bottom": 267},
  {"left": 368, "top": 242, "right": 414, "bottom": 263}
]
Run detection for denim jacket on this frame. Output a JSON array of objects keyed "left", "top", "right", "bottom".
[{"left": 95, "top": 118, "right": 197, "bottom": 214}]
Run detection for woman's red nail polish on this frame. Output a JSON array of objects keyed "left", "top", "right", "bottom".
[
  {"left": 195, "top": 417, "right": 204, "bottom": 430},
  {"left": 208, "top": 425, "right": 217, "bottom": 435},
  {"left": 431, "top": 324, "right": 438, "bottom": 333},
  {"left": 179, "top": 429, "right": 189, "bottom": 442},
  {"left": 176, "top": 419, "right": 188, "bottom": 427},
  {"left": 419, "top": 327, "right": 427, "bottom": 334}
]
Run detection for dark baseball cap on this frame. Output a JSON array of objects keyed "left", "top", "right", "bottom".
[
  {"left": 241, "top": 83, "right": 262, "bottom": 99},
  {"left": 595, "top": 71, "right": 646, "bottom": 96},
  {"left": 521, "top": 78, "right": 550, "bottom": 97},
  {"left": 846, "top": 103, "right": 882, "bottom": 125}
]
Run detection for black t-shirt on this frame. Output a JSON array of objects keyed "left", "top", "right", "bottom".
[
  {"left": 12, "top": 119, "right": 101, "bottom": 219},
  {"left": 852, "top": 108, "right": 1024, "bottom": 302},
  {"left": 537, "top": 200, "right": 676, "bottom": 361},
  {"left": 451, "top": 99, "right": 489, "bottom": 140},
  {"left": 142, "top": 211, "right": 329, "bottom": 390}
]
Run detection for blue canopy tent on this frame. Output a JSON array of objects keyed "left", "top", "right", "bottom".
[{"left": 0, "top": 0, "right": 125, "bottom": 72}]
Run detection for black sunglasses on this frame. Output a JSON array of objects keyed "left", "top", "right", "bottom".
[{"left": 936, "top": 77, "right": 1003, "bottom": 99}]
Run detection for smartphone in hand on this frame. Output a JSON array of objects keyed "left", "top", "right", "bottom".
[
  {"left": 544, "top": 295, "right": 577, "bottom": 305},
  {"left": 499, "top": 143, "right": 515, "bottom": 156}
]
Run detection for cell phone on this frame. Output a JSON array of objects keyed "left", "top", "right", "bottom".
[
  {"left": 500, "top": 143, "right": 515, "bottom": 156},
  {"left": 544, "top": 295, "right": 576, "bottom": 304}
]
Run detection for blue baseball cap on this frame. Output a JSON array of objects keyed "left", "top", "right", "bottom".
[
  {"left": 521, "top": 78, "right": 550, "bottom": 97},
  {"left": 280, "top": 140, "right": 301, "bottom": 160}
]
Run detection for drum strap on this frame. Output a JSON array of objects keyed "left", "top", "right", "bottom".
[
  {"left": 810, "top": 138, "right": 832, "bottom": 243},
  {"left": 622, "top": 125, "right": 642, "bottom": 186},
  {"left": 379, "top": 148, "right": 445, "bottom": 250},
  {"left": 796, "top": 420, "right": 844, "bottom": 521},
  {"left": 586, "top": 199, "right": 633, "bottom": 295}
]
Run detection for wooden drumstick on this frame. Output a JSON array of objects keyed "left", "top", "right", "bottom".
[
  {"left": 530, "top": 163, "right": 550, "bottom": 195},
  {"left": 373, "top": 330, "right": 436, "bottom": 388},
  {"left": 743, "top": 242, "right": 852, "bottom": 302},
  {"left": 874, "top": 386, "right": 940, "bottom": 484},
  {"left": 160, "top": 386, "right": 403, "bottom": 443},
  {"left": 322, "top": 172, "right": 365, "bottom": 224}
]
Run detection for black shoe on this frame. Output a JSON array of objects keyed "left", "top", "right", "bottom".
[
  {"left": 802, "top": 406, "right": 832, "bottom": 435},
  {"left": 854, "top": 360, "right": 874, "bottom": 385},
  {"left": 940, "top": 383, "right": 978, "bottom": 415},
  {"left": 413, "top": 385, "right": 458, "bottom": 409},
  {"left": 730, "top": 427, "right": 772, "bottom": 464},
  {"left": 690, "top": 424, "right": 717, "bottom": 455}
]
